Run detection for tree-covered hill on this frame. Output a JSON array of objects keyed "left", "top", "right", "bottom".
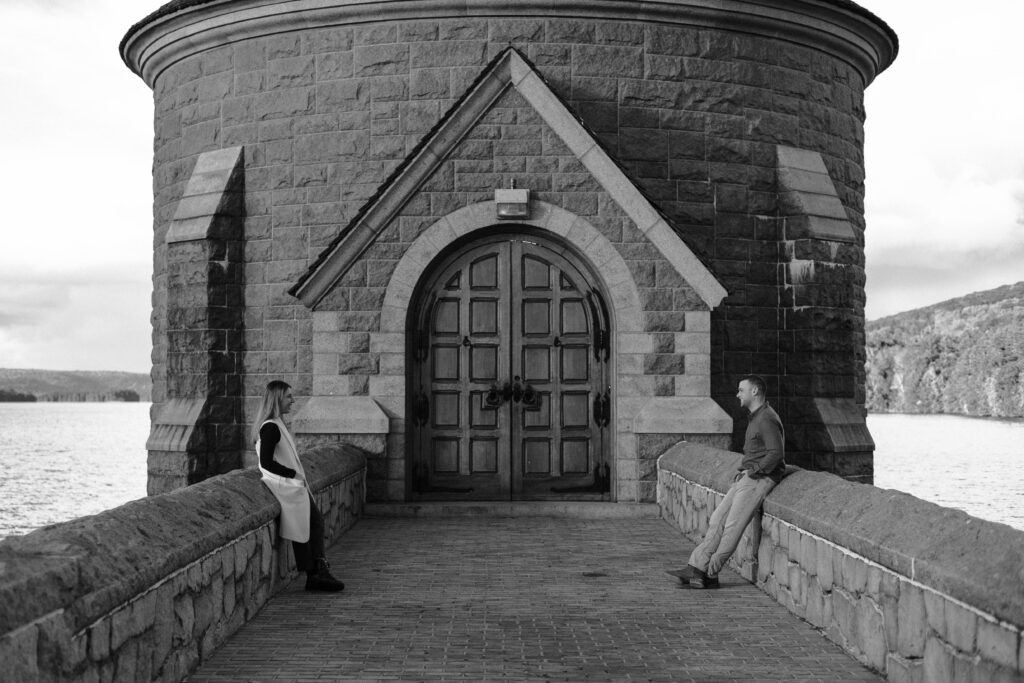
[
  {"left": 865, "top": 282, "right": 1024, "bottom": 417},
  {"left": 0, "top": 369, "right": 151, "bottom": 402}
]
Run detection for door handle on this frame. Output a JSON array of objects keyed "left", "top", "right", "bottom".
[
  {"left": 483, "top": 382, "right": 510, "bottom": 409},
  {"left": 511, "top": 376, "right": 524, "bottom": 403},
  {"left": 509, "top": 376, "right": 541, "bottom": 409}
]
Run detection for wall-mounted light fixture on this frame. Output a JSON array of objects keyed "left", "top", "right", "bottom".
[{"left": 495, "top": 180, "right": 530, "bottom": 220}]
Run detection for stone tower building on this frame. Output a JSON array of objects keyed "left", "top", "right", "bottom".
[{"left": 121, "top": 0, "right": 896, "bottom": 501}]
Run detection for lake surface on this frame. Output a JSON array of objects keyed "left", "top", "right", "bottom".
[
  {"left": 869, "top": 412, "right": 1024, "bottom": 530},
  {"left": 0, "top": 405, "right": 1021, "bottom": 536},
  {"left": 0, "top": 402, "right": 149, "bottom": 537}
]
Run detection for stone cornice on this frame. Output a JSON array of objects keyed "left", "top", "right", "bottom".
[{"left": 121, "top": 0, "right": 897, "bottom": 88}]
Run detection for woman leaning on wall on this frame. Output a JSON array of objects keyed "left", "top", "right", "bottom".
[{"left": 252, "top": 381, "right": 345, "bottom": 592}]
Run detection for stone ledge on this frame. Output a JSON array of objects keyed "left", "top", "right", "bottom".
[
  {"left": 633, "top": 397, "right": 732, "bottom": 434},
  {"left": 658, "top": 441, "right": 1024, "bottom": 626},
  {"left": 776, "top": 144, "right": 857, "bottom": 244},
  {"left": 146, "top": 397, "right": 205, "bottom": 451},
  {"left": 291, "top": 396, "right": 390, "bottom": 434},
  {"left": 165, "top": 146, "right": 244, "bottom": 244},
  {"left": 0, "top": 445, "right": 365, "bottom": 636},
  {"left": 121, "top": 0, "right": 897, "bottom": 89}
]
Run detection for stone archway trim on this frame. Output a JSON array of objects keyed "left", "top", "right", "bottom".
[
  {"left": 289, "top": 48, "right": 727, "bottom": 311},
  {"left": 366, "top": 201, "right": 732, "bottom": 435}
]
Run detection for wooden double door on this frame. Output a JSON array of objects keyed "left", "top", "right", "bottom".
[{"left": 410, "top": 234, "right": 611, "bottom": 500}]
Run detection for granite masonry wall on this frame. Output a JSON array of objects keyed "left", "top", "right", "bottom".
[
  {"left": 122, "top": 3, "right": 895, "bottom": 493},
  {"left": 0, "top": 446, "right": 365, "bottom": 683},
  {"left": 658, "top": 442, "right": 1024, "bottom": 681}
]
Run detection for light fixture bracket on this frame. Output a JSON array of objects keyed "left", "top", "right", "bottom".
[{"left": 495, "top": 187, "right": 530, "bottom": 220}]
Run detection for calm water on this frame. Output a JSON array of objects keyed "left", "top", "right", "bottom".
[
  {"left": 869, "top": 413, "right": 1024, "bottom": 530},
  {"left": 0, "top": 405, "right": 1021, "bottom": 536},
  {"left": 0, "top": 403, "right": 149, "bottom": 537}
]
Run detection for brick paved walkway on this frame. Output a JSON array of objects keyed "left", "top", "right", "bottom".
[{"left": 188, "top": 516, "right": 880, "bottom": 682}]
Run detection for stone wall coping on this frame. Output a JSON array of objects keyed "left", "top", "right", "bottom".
[
  {"left": 121, "top": 0, "right": 896, "bottom": 88},
  {"left": 633, "top": 397, "right": 732, "bottom": 434},
  {"left": 0, "top": 445, "right": 365, "bottom": 636},
  {"left": 658, "top": 442, "right": 1024, "bottom": 626},
  {"left": 291, "top": 396, "right": 391, "bottom": 434}
]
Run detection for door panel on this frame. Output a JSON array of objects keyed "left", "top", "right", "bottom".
[{"left": 412, "top": 234, "right": 609, "bottom": 500}]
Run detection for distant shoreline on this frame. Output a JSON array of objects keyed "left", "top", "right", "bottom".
[
  {"left": 0, "top": 368, "right": 151, "bottom": 402},
  {"left": 868, "top": 411, "right": 1024, "bottom": 422}
]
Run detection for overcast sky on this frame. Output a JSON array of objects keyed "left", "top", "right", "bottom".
[{"left": 0, "top": 1, "right": 1021, "bottom": 373}]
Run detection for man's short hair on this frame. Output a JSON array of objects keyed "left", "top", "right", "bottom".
[{"left": 740, "top": 374, "right": 768, "bottom": 396}]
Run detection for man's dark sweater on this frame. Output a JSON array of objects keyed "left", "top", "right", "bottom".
[{"left": 741, "top": 402, "right": 786, "bottom": 483}]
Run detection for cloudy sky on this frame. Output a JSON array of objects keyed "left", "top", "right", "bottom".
[{"left": 0, "top": 1, "right": 1021, "bottom": 373}]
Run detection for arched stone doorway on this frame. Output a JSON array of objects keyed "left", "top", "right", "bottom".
[{"left": 408, "top": 229, "right": 612, "bottom": 501}]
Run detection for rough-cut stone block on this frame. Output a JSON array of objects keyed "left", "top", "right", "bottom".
[
  {"left": 674, "top": 332, "right": 710, "bottom": 354},
  {"left": 804, "top": 575, "right": 825, "bottom": 627},
  {"left": 673, "top": 374, "right": 709, "bottom": 397},
  {"left": 355, "top": 44, "right": 409, "bottom": 76},
  {"left": 977, "top": 618, "right": 1019, "bottom": 671},
  {"left": 684, "top": 311, "right": 710, "bottom": 332},
  {"left": 315, "top": 81, "right": 369, "bottom": 112},
  {"left": 886, "top": 654, "right": 925, "bottom": 683},
  {"left": 88, "top": 620, "right": 111, "bottom": 662},
  {"left": 411, "top": 41, "right": 486, "bottom": 68},
  {"left": 897, "top": 581, "right": 927, "bottom": 657},
  {"left": 800, "top": 533, "right": 817, "bottom": 576},
  {"left": 848, "top": 555, "right": 868, "bottom": 595},
  {"left": 255, "top": 89, "right": 314, "bottom": 120},
  {"left": 856, "top": 596, "right": 887, "bottom": 671},
  {"left": 942, "top": 601, "right": 977, "bottom": 654},
  {"left": 923, "top": 589, "right": 946, "bottom": 637},
  {"left": 923, "top": 637, "right": 956, "bottom": 682}
]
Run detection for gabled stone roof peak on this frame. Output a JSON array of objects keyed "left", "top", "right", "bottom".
[{"left": 290, "top": 47, "right": 727, "bottom": 310}]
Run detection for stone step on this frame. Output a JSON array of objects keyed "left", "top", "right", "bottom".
[{"left": 364, "top": 501, "right": 661, "bottom": 519}]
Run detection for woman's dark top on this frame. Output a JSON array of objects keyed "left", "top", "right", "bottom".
[{"left": 258, "top": 422, "right": 297, "bottom": 478}]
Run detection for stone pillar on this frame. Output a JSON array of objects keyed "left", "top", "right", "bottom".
[
  {"left": 776, "top": 145, "right": 874, "bottom": 482},
  {"left": 146, "top": 147, "right": 246, "bottom": 495}
]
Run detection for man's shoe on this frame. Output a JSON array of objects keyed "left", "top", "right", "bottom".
[
  {"left": 689, "top": 573, "right": 721, "bottom": 589},
  {"left": 305, "top": 558, "right": 345, "bottom": 592},
  {"left": 665, "top": 566, "right": 700, "bottom": 581}
]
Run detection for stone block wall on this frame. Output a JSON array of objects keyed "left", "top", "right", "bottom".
[
  {"left": 658, "top": 442, "right": 1024, "bottom": 681},
  {"left": 128, "top": 8, "right": 888, "bottom": 484},
  {"left": 0, "top": 445, "right": 365, "bottom": 683}
]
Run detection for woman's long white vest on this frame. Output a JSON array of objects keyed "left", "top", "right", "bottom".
[{"left": 256, "top": 418, "right": 310, "bottom": 542}]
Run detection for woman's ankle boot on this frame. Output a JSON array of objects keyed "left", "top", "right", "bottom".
[{"left": 305, "top": 557, "right": 345, "bottom": 592}]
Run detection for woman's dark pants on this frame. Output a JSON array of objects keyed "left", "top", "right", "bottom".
[{"left": 291, "top": 493, "right": 325, "bottom": 573}]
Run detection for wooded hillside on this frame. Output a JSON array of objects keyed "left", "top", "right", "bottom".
[
  {"left": 865, "top": 282, "right": 1024, "bottom": 417},
  {"left": 0, "top": 369, "right": 151, "bottom": 402}
]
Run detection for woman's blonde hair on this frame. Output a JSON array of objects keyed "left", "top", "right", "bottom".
[{"left": 251, "top": 380, "right": 291, "bottom": 444}]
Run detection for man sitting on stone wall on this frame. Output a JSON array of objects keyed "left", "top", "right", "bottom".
[{"left": 670, "top": 375, "right": 786, "bottom": 589}]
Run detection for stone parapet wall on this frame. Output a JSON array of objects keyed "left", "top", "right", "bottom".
[
  {"left": 0, "top": 445, "right": 365, "bottom": 683},
  {"left": 658, "top": 442, "right": 1024, "bottom": 681}
]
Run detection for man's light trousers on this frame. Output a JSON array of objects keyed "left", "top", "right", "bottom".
[{"left": 687, "top": 473, "right": 776, "bottom": 577}]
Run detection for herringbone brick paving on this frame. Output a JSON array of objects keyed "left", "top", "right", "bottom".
[{"left": 187, "top": 516, "right": 881, "bottom": 682}]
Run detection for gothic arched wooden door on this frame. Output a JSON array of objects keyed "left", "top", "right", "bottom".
[{"left": 409, "top": 233, "right": 612, "bottom": 501}]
